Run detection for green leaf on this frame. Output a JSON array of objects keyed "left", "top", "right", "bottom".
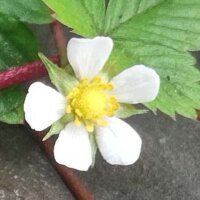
[
  {"left": 0, "top": 15, "right": 39, "bottom": 124},
  {"left": 103, "top": 0, "right": 200, "bottom": 119},
  {"left": 43, "top": 114, "right": 73, "bottom": 141},
  {"left": 0, "top": 86, "right": 24, "bottom": 115},
  {"left": 41, "top": 0, "right": 200, "bottom": 118},
  {"left": 0, "top": 14, "right": 38, "bottom": 72},
  {"left": 39, "top": 53, "right": 78, "bottom": 95},
  {"left": 0, "top": 105, "right": 24, "bottom": 124},
  {"left": 0, "top": 86, "right": 25, "bottom": 124},
  {"left": 104, "top": 0, "right": 163, "bottom": 34},
  {"left": 0, "top": 0, "right": 52, "bottom": 24},
  {"left": 116, "top": 104, "right": 147, "bottom": 119},
  {"left": 42, "top": 0, "right": 105, "bottom": 36}
]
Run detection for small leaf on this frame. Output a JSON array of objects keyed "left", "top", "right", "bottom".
[
  {"left": 42, "top": 0, "right": 105, "bottom": 36},
  {"left": 0, "top": 86, "right": 25, "bottom": 124},
  {"left": 0, "top": 0, "right": 52, "bottom": 24},
  {"left": 39, "top": 53, "right": 78, "bottom": 95},
  {"left": 116, "top": 104, "right": 147, "bottom": 119},
  {"left": 43, "top": 114, "right": 73, "bottom": 141},
  {"left": 0, "top": 86, "right": 24, "bottom": 114},
  {"left": 0, "top": 105, "right": 24, "bottom": 124}
]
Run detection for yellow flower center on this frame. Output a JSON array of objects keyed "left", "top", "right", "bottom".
[{"left": 66, "top": 77, "right": 119, "bottom": 132}]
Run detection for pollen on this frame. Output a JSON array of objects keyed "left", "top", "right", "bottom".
[{"left": 66, "top": 77, "right": 119, "bottom": 132}]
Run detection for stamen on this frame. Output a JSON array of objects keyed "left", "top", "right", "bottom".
[
  {"left": 66, "top": 76, "right": 119, "bottom": 131},
  {"left": 74, "top": 117, "right": 81, "bottom": 126},
  {"left": 75, "top": 109, "right": 82, "bottom": 117},
  {"left": 66, "top": 105, "right": 72, "bottom": 113},
  {"left": 86, "top": 121, "right": 94, "bottom": 132}
]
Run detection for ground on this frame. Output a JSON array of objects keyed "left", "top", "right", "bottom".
[{"left": 0, "top": 112, "right": 200, "bottom": 200}]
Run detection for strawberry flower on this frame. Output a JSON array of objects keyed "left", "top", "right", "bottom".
[{"left": 24, "top": 37, "right": 160, "bottom": 171}]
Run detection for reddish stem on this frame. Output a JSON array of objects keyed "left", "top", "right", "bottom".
[
  {"left": 0, "top": 55, "right": 59, "bottom": 89},
  {"left": 35, "top": 131, "right": 94, "bottom": 200},
  {"left": 51, "top": 21, "right": 68, "bottom": 67},
  {"left": 197, "top": 110, "right": 200, "bottom": 120}
]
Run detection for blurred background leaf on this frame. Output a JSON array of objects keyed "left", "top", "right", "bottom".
[
  {"left": 0, "top": 13, "right": 39, "bottom": 124},
  {"left": 0, "top": 14, "right": 38, "bottom": 71},
  {"left": 0, "top": 0, "right": 52, "bottom": 24}
]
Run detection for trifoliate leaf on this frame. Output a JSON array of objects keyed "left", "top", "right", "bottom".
[
  {"left": 42, "top": 0, "right": 105, "bottom": 36},
  {"left": 0, "top": 0, "right": 52, "bottom": 24},
  {"left": 39, "top": 53, "right": 78, "bottom": 95},
  {"left": 116, "top": 104, "right": 147, "bottom": 119},
  {"left": 42, "top": 0, "right": 200, "bottom": 119},
  {"left": 43, "top": 114, "right": 73, "bottom": 141},
  {"left": 104, "top": 0, "right": 200, "bottom": 119}
]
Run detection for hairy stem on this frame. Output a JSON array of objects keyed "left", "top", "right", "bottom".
[{"left": 0, "top": 55, "right": 59, "bottom": 89}]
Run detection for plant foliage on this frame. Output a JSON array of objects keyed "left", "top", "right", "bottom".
[
  {"left": 43, "top": 0, "right": 200, "bottom": 119},
  {"left": 1, "top": 0, "right": 200, "bottom": 124}
]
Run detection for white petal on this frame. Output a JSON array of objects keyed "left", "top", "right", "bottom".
[
  {"left": 110, "top": 65, "right": 160, "bottom": 104},
  {"left": 96, "top": 117, "right": 142, "bottom": 165},
  {"left": 67, "top": 36, "right": 113, "bottom": 79},
  {"left": 54, "top": 123, "right": 92, "bottom": 171},
  {"left": 24, "top": 82, "right": 66, "bottom": 131}
]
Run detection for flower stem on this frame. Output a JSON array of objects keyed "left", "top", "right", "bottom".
[
  {"left": 0, "top": 55, "right": 59, "bottom": 89},
  {"left": 34, "top": 131, "right": 94, "bottom": 200},
  {"left": 51, "top": 20, "right": 68, "bottom": 67}
]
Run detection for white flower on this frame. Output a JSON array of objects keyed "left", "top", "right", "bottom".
[{"left": 24, "top": 36, "right": 160, "bottom": 171}]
